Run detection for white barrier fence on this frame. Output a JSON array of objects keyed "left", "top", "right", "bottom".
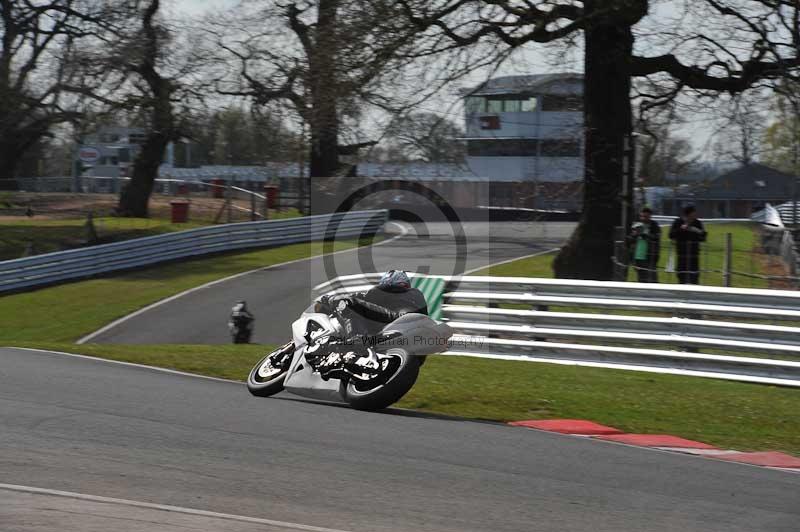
[
  {"left": 314, "top": 274, "right": 800, "bottom": 387},
  {"left": 0, "top": 211, "right": 387, "bottom": 294}
]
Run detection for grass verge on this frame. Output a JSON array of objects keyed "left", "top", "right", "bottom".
[
  {"left": 0, "top": 211, "right": 302, "bottom": 261},
  {"left": 0, "top": 237, "right": 373, "bottom": 343},
  {"left": 0, "top": 217, "right": 205, "bottom": 260},
  {"left": 482, "top": 222, "right": 769, "bottom": 288}
]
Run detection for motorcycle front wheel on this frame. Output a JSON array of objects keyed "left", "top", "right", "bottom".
[
  {"left": 339, "top": 348, "right": 420, "bottom": 411},
  {"left": 247, "top": 342, "right": 294, "bottom": 397}
]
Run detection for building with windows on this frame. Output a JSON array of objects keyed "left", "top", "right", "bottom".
[
  {"left": 461, "top": 73, "right": 584, "bottom": 209},
  {"left": 663, "top": 163, "right": 800, "bottom": 218},
  {"left": 80, "top": 126, "right": 147, "bottom": 178}
]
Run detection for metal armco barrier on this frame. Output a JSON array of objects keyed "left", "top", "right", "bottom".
[
  {"left": 314, "top": 274, "right": 800, "bottom": 387},
  {"left": 0, "top": 210, "right": 387, "bottom": 294}
]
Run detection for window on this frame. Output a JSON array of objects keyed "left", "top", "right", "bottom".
[
  {"left": 487, "top": 99, "right": 504, "bottom": 113},
  {"left": 466, "top": 95, "right": 539, "bottom": 114},
  {"left": 541, "top": 94, "right": 582, "bottom": 112},
  {"left": 521, "top": 97, "right": 538, "bottom": 112},
  {"left": 465, "top": 97, "right": 485, "bottom": 113},
  {"left": 503, "top": 99, "right": 521, "bottom": 113},
  {"left": 540, "top": 139, "right": 581, "bottom": 157},
  {"left": 467, "top": 139, "right": 539, "bottom": 157}
]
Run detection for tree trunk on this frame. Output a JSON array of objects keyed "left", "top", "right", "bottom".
[
  {"left": 553, "top": 13, "right": 635, "bottom": 280},
  {"left": 309, "top": 118, "right": 339, "bottom": 178},
  {"left": 118, "top": 131, "right": 169, "bottom": 217},
  {"left": 0, "top": 142, "right": 20, "bottom": 190},
  {"left": 117, "top": 39, "right": 175, "bottom": 221},
  {"left": 308, "top": 0, "right": 340, "bottom": 180},
  {"left": 118, "top": 91, "right": 173, "bottom": 217}
]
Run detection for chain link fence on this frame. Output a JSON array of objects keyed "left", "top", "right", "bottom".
[
  {"left": 0, "top": 176, "right": 304, "bottom": 261},
  {"left": 614, "top": 221, "right": 799, "bottom": 289}
]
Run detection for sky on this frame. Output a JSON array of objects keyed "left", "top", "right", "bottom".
[{"left": 173, "top": 0, "right": 235, "bottom": 16}]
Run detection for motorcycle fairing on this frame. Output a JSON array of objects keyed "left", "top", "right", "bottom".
[{"left": 284, "top": 313, "right": 345, "bottom": 402}]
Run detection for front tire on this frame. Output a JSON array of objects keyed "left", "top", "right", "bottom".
[
  {"left": 247, "top": 342, "right": 293, "bottom": 397},
  {"left": 340, "top": 349, "right": 420, "bottom": 411}
]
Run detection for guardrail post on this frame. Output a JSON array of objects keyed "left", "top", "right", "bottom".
[
  {"left": 723, "top": 232, "right": 732, "bottom": 287},
  {"left": 227, "top": 183, "right": 233, "bottom": 224},
  {"left": 613, "top": 226, "right": 629, "bottom": 281}
]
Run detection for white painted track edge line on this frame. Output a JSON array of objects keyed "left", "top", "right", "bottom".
[
  {"left": 6, "top": 347, "right": 243, "bottom": 385},
  {"left": 76, "top": 223, "right": 409, "bottom": 344},
  {"left": 0, "top": 483, "right": 356, "bottom": 532}
]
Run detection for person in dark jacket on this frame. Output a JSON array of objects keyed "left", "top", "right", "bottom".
[
  {"left": 669, "top": 206, "right": 707, "bottom": 284},
  {"left": 628, "top": 207, "right": 661, "bottom": 283}
]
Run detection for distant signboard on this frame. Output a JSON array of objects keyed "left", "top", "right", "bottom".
[{"left": 78, "top": 146, "right": 101, "bottom": 163}]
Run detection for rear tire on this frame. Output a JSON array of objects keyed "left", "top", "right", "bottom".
[
  {"left": 340, "top": 349, "right": 420, "bottom": 411},
  {"left": 247, "top": 342, "right": 293, "bottom": 397}
]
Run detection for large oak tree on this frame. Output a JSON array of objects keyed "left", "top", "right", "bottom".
[
  {"left": 209, "top": 0, "right": 498, "bottom": 180},
  {"left": 72, "top": 0, "right": 209, "bottom": 216}
]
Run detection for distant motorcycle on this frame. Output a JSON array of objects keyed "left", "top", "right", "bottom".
[
  {"left": 246, "top": 296, "right": 452, "bottom": 411},
  {"left": 229, "top": 301, "right": 254, "bottom": 344}
]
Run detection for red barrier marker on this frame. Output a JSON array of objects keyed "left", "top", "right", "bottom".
[
  {"left": 714, "top": 452, "right": 800, "bottom": 468},
  {"left": 593, "top": 434, "right": 717, "bottom": 449},
  {"left": 509, "top": 419, "right": 623, "bottom": 435}
]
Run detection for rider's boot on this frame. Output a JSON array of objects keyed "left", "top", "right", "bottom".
[
  {"left": 318, "top": 351, "right": 346, "bottom": 380},
  {"left": 342, "top": 347, "right": 380, "bottom": 376},
  {"left": 318, "top": 346, "right": 379, "bottom": 380}
]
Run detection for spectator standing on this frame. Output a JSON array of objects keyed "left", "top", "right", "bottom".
[
  {"left": 669, "top": 206, "right": 707, "bottom": 284},
  {"left": 628, "top": 207, "right": 661, "bottom": 283}
]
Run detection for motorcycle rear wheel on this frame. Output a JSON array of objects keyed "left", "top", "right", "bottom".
[
  {"left": 339, "top": 348, "right": 420, "bottom": 411},
  {"left": 247, "top": 342, "right": 293, "bottom": 397}
]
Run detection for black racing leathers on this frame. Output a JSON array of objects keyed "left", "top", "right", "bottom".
[{"left": 348, "top": 286, "right": 429, "bottom": 336}]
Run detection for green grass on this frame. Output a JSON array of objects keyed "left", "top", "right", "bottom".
[
  {"left": 15, "top": 343, "right": 267, "bottom": 382},
  {"left": 0, "top": 237, "right": 373, "bottom": 343},
  {"left": 482, "top": 223, "right": 769, "bottom": 288},
  {"left": 626, "top": 222, "right": 769, "bottom": 288},
  {"left": 481, "top": 250, "right": 557, "bottom": 277},
  {"left": 0, "top": 211, "right": 302, "bottom": 261},
  {"left": 0, "top": 217, "right": 209, "bottom": 261}
]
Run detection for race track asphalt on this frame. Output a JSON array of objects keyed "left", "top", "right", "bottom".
[
  {"left": 1, "top": 347, "right": 798, "bottom": 532},
  {"left": 88, "top": 222, "right": 574, "bottom": 345}
]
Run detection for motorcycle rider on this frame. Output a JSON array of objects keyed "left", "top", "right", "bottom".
[
  {"left": 316, "top": 270, "right": 428, "bottom": 377},
  {"left": 229, "top": 300, "right": 255, "bottom": 343}
]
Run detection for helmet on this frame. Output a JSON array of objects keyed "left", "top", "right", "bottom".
[{"left": 378, "top": 270, "right": 411, "bottom": 291}]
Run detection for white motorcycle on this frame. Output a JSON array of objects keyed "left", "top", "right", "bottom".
[{"left": 247, "top": 297, "right": 453, "bottom": 411}]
